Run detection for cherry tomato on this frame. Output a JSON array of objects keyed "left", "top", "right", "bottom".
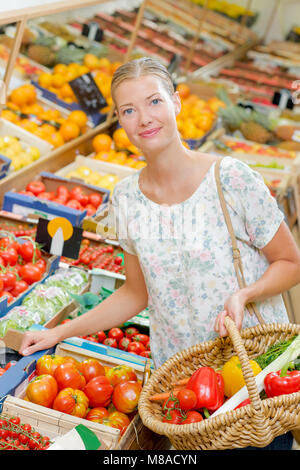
[
  {"left": 0, "top": 270, "right": 16, "bottom": 291},
  {"left": 88, "top": 193, "right": 103, "bottom": 209},
  {"left": 73, "top": 192, "right": 89, "bottom": 207},
  {"left": 10, "top": 279, "right": 28, "bottom": 297},
  {"left": 103, "top": 338, "right": 118, "bottom": 348},
  {"left": 97, "top": 331, "right": 106, "bottom": 343},
  {"left": 181, "top": 410, "right": 203, "bottom": 424},
  {"left": 162, "top": 409, "right": 183, "bottom": 424},
  {"left": 1, "top": 247, "right": 18, "bottom": 266},
  {"left": 139, "top": 350, "right": 152, "bottom": 358},
  {"left": 108, "top": 327, "right": 124, "bottom": 343},
  {"left": 127, "top": 341, "right": 146, "bottom": 355},
  {"left": 56, "top": 185, "right": 70, "bottom": 202},
  {"left": 66, "top": 199, "right": 83, "bottom": 211},
  {"left": 85, "top": 335, "right": 98, "bottom": 343},
  {"left": 85, "top": 204, "right": 96, "bottom": 216},
  {"left": 131, "top": 334, "right": 150, "bottom": 346},
  {"left": 26, "top": 181, "right": 46, "bottom": 196},
  {"left": 19, "top": 241, "right": 41, "bottom": 262},
  {"left": 118, "top": 337, "right": 131, "bottom": 351},
  {"left": 125, "top": 327, "right": 140, "bottom": 339},
  {"left": 177, "top": 388, "right": 197, "bottom": 411},
  {"left": 19, "top": 263, "right": 43, "bottom": 285},
  {"left": 2, "top": 291, "right": 14, "bottom": 303},
  {"left": 37, "top": 191, "right": 55, "bottom": 200}
]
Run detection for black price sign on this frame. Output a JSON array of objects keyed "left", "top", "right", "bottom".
[{"left": 69, "top": 73, "right": 107, "bottom": 114}]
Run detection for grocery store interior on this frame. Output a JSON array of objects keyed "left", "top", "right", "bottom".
[{"left": 0, "top": 0, "right": 300, "bottom": 452}]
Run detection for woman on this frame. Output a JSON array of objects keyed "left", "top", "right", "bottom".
[{"left": 20, "top": 58, "right": 300, "bottom": 370}]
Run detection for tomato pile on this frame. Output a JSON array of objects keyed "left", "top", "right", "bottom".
[
  {"left": 61, "top": 239, "right": 125, "bottom": 274},
  {"left": 25, "top": 355, "right": 142, "bottom": 436},
  {"left": 0, "top": 416, "right": 51, "bottom": 450},
  {"left": 0, "top": 361, "right": 17, "bottom": 377},
  {"left": 78, "top": 325, "right": 151, "bottom": 359},
  {"left": 0, "top": 221, "right": 36, "bottom": 238},
  {"left": 0, "top": 236, "right": 47, "bottom": 303},
  {"left": 18, "top": 182, "right": 103, "bottom": 216}
]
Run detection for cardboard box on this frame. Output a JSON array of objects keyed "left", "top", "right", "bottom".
[
  {"left": 0, "top": 341, "right": 168, "bottom": 450},
  {"left": 2, "top": 172, "right": 110, "bottom": 227},
  {"left": 0, "top": 154, "right": 11, "bottom": 180}
]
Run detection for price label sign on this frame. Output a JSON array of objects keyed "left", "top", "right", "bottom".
[
  {"left": 36, "top": 217, "right": 83, "bottom": 259},
  {"left": 69, "top": 73, "right": 107, "bottom": 114}
]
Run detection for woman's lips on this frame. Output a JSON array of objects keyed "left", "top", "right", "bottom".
[{"left": 139, "top": 127, "right": 161, "bottom": 138}]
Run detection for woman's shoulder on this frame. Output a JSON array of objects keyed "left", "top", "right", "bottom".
[
  {"left": 218, "top": 156, "right": 264, "bottom": 190},
  {"left": 112, "top": 171, "right": 139, "bottom": 201}
]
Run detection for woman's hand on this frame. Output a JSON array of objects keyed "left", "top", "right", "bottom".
[
  {"left": 19, "top": 329, "right": 60, "bottom": 356},
  {"left": 214, "top": 290, "right": 246, "bottom": 337}
]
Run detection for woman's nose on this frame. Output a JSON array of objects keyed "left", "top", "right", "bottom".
[{"left": 139, "top": 109, "right": 152, "bottom": 126}]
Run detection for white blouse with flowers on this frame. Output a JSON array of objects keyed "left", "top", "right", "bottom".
[{"left": 112, "top": 156, "right": 289, "bottom": 369}]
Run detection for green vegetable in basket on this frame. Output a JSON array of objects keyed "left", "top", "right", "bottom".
[{"left": 255, "top": 336, "right": 297, "bottom": 370}]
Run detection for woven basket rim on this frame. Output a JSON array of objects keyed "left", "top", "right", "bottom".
[{"left": 138, "top": 322, "right": 300, "bottom": 438}]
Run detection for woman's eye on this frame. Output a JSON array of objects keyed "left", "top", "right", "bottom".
[
  {"left": 151, "top": 98, "right": 161, "bottom": 105},
  {"left": 124, "top": 108, "right": 134, "bottom": 115}
]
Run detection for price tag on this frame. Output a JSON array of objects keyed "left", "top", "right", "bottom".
[
  {"left": 82, "top": 22, "right": 104, "bottom": 42},
  {"left": 69, "top": 73, "right": 107, "bottom": 114},
  {"left": 35, "top": 217, "right": 83, "bottom": 259}
]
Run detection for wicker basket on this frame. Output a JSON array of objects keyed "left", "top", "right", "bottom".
[{"left": 138, "top": 317, "right": 300, "bottom": 450}]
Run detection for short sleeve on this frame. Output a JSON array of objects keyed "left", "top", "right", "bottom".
[
  {"left": 111, "top": 181, "right": 136, "bottom": 255},
  {"left": 220, "top": 157, "right": 284, "bottom": 249}
]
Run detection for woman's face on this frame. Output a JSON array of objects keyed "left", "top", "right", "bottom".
[{"left": 114, "top": 75, "right": 181, "bottom": 153}]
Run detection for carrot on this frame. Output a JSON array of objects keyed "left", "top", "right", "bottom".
[
  {"left": 149, "top": 387, "right": 183, "bottom": 402},
  {"left": 171, "top": 377, "right": 190, "bottom": 387}
]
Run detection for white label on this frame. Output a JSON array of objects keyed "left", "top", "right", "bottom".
[{"left": 292, "top": 130, "right": 300, "bottom": 143}]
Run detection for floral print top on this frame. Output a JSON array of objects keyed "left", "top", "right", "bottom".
[{"left": 112, "top": 156, "right": 288, "bottom": 369}]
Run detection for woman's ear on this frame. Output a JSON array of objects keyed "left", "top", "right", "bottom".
[{"left": 173, "top": 91, "right": 181, "bottom": 116}]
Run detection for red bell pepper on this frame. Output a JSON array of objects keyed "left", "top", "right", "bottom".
[
  {"left": 186, "top": 367, "right": 224, "bottom": 411},
  {"left": 234, "top": 398, "right": 251, "bottom": 409},
  {"left": 264, "top": 365, "right": 300, "bottom": 398}
]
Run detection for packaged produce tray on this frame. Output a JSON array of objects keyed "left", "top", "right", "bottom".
[
  {"left": 2, "top": 172, "right": 110, "bottom": 227},
  {"left": 0, "top": 341, "right": 170, "bottom": 450},
  {"left": 0, "top": 267, "right": 91, "bottom": 349}
]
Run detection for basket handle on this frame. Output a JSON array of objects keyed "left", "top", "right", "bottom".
[{"left": 224, "top": 316, "right": 262, "bottom": 410}]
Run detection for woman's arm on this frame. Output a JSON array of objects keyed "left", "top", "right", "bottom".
[
  {"left": 19, "top": 251, "right": 148, "bottom": 355},
  {"left": 215, "top": 221, "right": 300, "bottom": 336}
]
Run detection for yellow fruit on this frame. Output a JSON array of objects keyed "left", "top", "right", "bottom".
[
  {"left": 176, "top": 83, "right": 190, "bottom": 100},
  {"left": 113, "top": 128, "right": 132, "bottom": 149},
  {"left": 38, "top": 72, "right": 53, "bottom": 88},
  {"left": 67, "top": 110, "right": 88, "bottom": 129},
  {"left": 83, "top": 54, "right": 100, "bottom": 70},
  {"left": 59, "top": 121, "right": 80, "bottom": 142}
]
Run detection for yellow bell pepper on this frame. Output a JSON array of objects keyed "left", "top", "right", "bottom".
[{"left": 221, "top": 355, "right": 262, "bottom": 398}]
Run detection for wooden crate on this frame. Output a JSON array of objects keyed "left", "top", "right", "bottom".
[{"left": 10, "top": 341, "right": 170, "bottom": 450}]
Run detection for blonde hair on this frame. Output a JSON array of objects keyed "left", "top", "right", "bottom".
[{"left": 111, "top": 57, "right": 175, "bottom": 104}]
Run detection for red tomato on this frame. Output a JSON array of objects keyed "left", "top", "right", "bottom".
[
  {"left": 38, "top": 191, "right": 55, "bottom": 200},
  {"left": 104, "top": 411, "right": 130, "bottom": 435},
  {"left": 177, "top": 388, "right": 197, "bottom": 411},
  {"left": 81, "top": 359, "right": 105, "bottom": 383},
  {"left": 26, "top": 374, "right": 58, "bottom": 408},
  {"left": 0, "top": 270, "right": 16, "bottom": 291},
  {"left": 10, "top": 279, "right": 28, "bottom": 297},
  {"left": 56, "top": 185, "right": 70, "bottom": 202},
  {"left": 54, "top": 362, "right": 86, "bottom": 390},
  {"left": 97, "top": 331, "right": 106, "bottom": 343},
  {"left": 162, "top": 395, "right": 180, "bottom": 411},
  {"left": 85, "top": 204, "right": 96, "bottom": 216},
  {"left": 86, "top": 407, "right": 109, "bottom": 422},
  {"left": 19, "top": 241, "right": 41, "bottom": 262},
  {"left": 139, "top": 351, "right": 152, "bottom": 358},
  {"left": 73, "top": 192, "right": 89, "bottom": 207},
  {"left": 84, "top": 375, "right": 113, "bottom": 408},
  {"left": 19, "top": 263, "right": 43, "bottom": 285},
  {"left": 106, "top": 365, "right": 137, "bottom": 387},
  {"left": 36, "top": 354, "right": 66, "bottom": 376},
  {"left": 112, "top": 381, "right": 142, "bottom": 414},
  {"left": 181, "top": 410, "right": 203, "bottom": 424},
  {"left": 2, "top": 291, "right": 14, "bottom": 303},
  {"left": 26, "top": 181, "right": 46, "bottom": 196},
  {"left": 103, "top": 338, "right": 118, "bottom": 348},
  {"left": 118, "top": 337, "right": 131, "bottom": 351},
  {"left": 53, "top": 388, "right": 89, "bottom": 418},
  {"left": 127, "top": 341, "right": 146, "bottom": 355},
  {"left": 85, "top": 335, "right": 98, "bottom": 343},
  {"left": 108, "top": 327, "right": 124, "bottom": 343},
  {"left": 1, "top": 247, "right": 18, "bottom": 266},
  {"left": 70, "top": 186, "right": 83, "bottom": 198},
  {"left": 35, "top": 258, "right": 47, "bottom": 274},
  {"left": 88, "top": 193, "right": 103, "bottom": 209},
  {"left": 125, "top": 327, "right": 140, "bottom": 339},
  {"left": 131, "top": 334, "right": 150, "bottom": 346},
  {"left": 162, "top": 409, "right": 183, "bottom": 424},
  {"left": 63, "top": 356, "right": 82, "bottom": 371},
  {"left": 66, "top": 199, "right": 83, "bottom": 211}
]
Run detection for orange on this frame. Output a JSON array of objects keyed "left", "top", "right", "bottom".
[
  {"left": 33, "top": 128, "right": 49, "bottom": 141},
  {"left": 67, "top": 110, "right": 88, "bottom": 129},
  {"left": 19, "top": 119, "right": 39, "bottom": 133},
  {"left": 26, "top": 103, "right": 44, "bottom": 117},
  {"left": 41, "top": 123, "right": 57, "bottom": 135},
  {"left": 53, "top": 63, "right": 68, "bottom": 75},
  {"left": 59, "top": 121, "right": 80, "bottom": 142},
  {"left": 10, "top": 87, "right": 28, "bottom": 107},
  {"left": 1, "top": 109, "right": 19, "bottom": 124},
  {"left": 176, "top": 83, "right": 190, "bottom": 100},
  {"left": 92, "top": 133, "right": 113, "bottom": 153},
  {"left": 22, "top": 84, "right": 37, "bottom": 104},
  {"left": 49, "top": 131, "right": 65, "bottom": 148},
  {"left": 52, "top": 74, "right": 66, "bottom": 88},
  {"left": 113, "top": 127, "right": 132, "bottom": 149},
  {"left": 38, "top": 72, "right": 53, "bottom": 88},
  {"left": 41, "top": 108, "right": 61, "bottom": 120},
  {"left": 6, "top": 101, "right": 20, "bottom": 111},
  {"left": 59, "top": 83, "right": 75, "bottom": 100},
  {"left": 83, "top": 53, "right": 100, "bottom": 70},
  {"left": 110, "top": 61, "right": 122, "bottom": 75},
  {"left": 93, "top": 150, "right": 115, "bottom": 161}
]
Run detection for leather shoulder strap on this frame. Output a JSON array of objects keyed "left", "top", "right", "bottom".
[{"left": 214, "top": 158, "right": 265, "bottom": 325}]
